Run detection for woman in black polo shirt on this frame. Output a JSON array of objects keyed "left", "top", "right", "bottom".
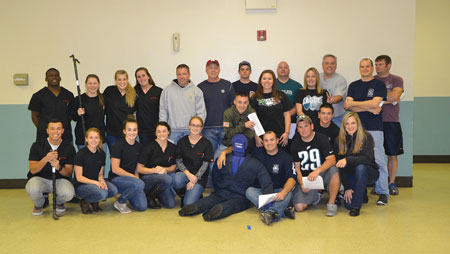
[
  {"left": 173, "top": 116, "right": 213, "bottom": 207},
  {"left": 137, "top": 122, "right": 176, "bottom": 209},
  {"left": 74, "top": 128, "right": 118, "bottom": 214},
  {"left": 103, "top": 70, "right": 136, "bottom": 150},
  {"left": 134, "top": 67, "right": 162, "bottom": 145},
  {"left": 70, "top": 74, "right": 106, "bottom": 150},
  {"left": 108, "top": 117, "right": 147, "bottom": 213}
]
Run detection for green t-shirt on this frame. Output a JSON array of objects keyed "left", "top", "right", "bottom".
[{"left": 277, "top": 78, "right": 303, "bottom": 104}]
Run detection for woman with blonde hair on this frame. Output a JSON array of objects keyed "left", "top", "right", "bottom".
[
  {"left": 103, "top": 70, "right": 136, "bottom": 150},
  {"left": 294, "top": 67, "right": 327, "bottom": 123},
  {"left": 334, "top": 112, "right": 379, "bottom": 216},
  {"left": 74, "top": 128, "right": 118, "bottom": 214}
]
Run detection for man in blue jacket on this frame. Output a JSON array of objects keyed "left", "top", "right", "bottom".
[{"left": 178, "top": 134, "right": 273, "bottom": 221}]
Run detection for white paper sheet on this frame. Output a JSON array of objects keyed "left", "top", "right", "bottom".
[
  {"left": 258, "top": 193, "right": 277, "bottom": 208},
  {"left": 248, "top": 112, "right": 265, "bottom": 136},
  {"left": 289, "top": 123, "right": 296, "bottom": 139},
  {"left": 302, "top": 176, "right": 324, "bottom": 190}
]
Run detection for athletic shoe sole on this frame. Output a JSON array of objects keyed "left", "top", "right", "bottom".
[{"left": 114, "top": 201, "right": 132, "bottom": 214}]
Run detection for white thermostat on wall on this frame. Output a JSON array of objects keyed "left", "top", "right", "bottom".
[
  {"left": 14, "top": 73, "right": 29, "bottom": 86},
  {"left": 173, "top": 33, "right": 180, "bottom": 52}
]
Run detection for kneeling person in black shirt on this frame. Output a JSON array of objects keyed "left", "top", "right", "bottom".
[
  {"left": 290, "top": 115, "right": 340, "bottom": 217},
  {"left": 74, "top": 128, "right": 118, "bottom": 214},
  {"left": 246, "top": 131, "right": 296, "bottom": 225},
  {"left": 26, "top": 119, "right": 76, "bottom": 216}
]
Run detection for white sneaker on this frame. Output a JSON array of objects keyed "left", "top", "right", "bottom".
[
  {"left": 326, "top": 203, "right": 337, "bottom": 217},
  {"left": 56, "top": 204, "right": 66, "bottom": 213},
  {"left": 32, "top": 206, "right": 43, "bottom": 216},
  {"left": 114, "top": 201, "right": 132, "bottom": 214}
]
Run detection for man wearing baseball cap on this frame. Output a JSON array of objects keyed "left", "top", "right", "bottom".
[
  {"left": 290, "top": 115, "right": 340, "bottom": 216},
  {"left": 198, "top": 59, "right": 235, "bottom": 185},
  {"left": 232, "top": 61, "right": 258, "bottom": 97}
]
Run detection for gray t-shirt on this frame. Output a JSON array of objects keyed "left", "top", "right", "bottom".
[{"left": 319, "top": 72, "right": 348, "bottom": 117}]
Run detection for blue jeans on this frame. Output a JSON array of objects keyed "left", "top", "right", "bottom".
[
  {"left": 169, "top": 130, "right": 190, "bottom": 145},
  {"left": 111, "top": 176, "right": 147, "bottom": 211},
  {"left": 187, "top": 192, "right": 251, "bottom": 221},
  {"left": 343, "top": 164, "right": 379, "bottom": 209},
  {"left": 172, "top": 172, "right": 204, "bottom": 206},
  {"left": 368, "top": 130, "right": 389, "bottom": 197},
  {"left": 141, "top": 173, "right": 175, "bottom": 208},
  {"left": 245, "top": 187, "right": 292, "bottom": 220},
  {"left": 25, "top": 176, "right": 75, "bottom": 208},
  {"left": 75, "top": 181, "right": 118, "bottom": 203},
  {"left": 202, "top": 128, "right": 225, "bottom": 155},
  {"left": 203, "top": 128, "right": 225, "bottom": 186},
  {"left": 106, "top": 135, "right": 122, "bottom": 151}
]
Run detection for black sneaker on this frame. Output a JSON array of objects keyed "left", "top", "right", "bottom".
[
  {"left": 178, "top": 204, "right": 198, "bottom": 216},
  {"left": 389, "top": 183, "right": 399, "bottom": 195},
  {"left": 203, "top": 205, "right": 223, "bottom": 221},
  {"left": 284, "top": 206, "right": 295, "bottom": 220},
  {"left": 260, "top": 210, "right": 279, "bottom": 225},
  {"left": 376, "top": 194, "right": 388, "bottom": 205},
  {"left": 349, "top": 208, "right": 360, "bottom": 217}
]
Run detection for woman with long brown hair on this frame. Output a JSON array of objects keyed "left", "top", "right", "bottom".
[
  {"left": 250, "top": 70, "right": 292, "bottom": 148},
  {"left": 335, "top": 112, "right": 379, "bottom": 216},
  {"left": 134, "top": 67, "right": 162, "bottom": 145},
  {"left": 70, "top": 74, "right": 106, "bottom": 150}
]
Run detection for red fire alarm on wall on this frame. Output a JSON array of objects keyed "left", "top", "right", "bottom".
[{"left": 257, "top": 30, "right": 266, "bottom": 41}]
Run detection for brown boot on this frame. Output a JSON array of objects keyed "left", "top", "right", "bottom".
[
  {"left": 91, "top": 202, "right": 102, "bottom": 212},
  {"left": 80, "top": 199, "right": 92, "bottom": 214}
]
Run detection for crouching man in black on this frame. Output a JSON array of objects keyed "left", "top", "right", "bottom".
[{"left": 178, "top": 134, "right": 273, "bottom": 221}]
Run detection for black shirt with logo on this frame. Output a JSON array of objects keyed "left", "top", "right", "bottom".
[
  {"left": 28, "top": 139, "right": 76, "bottom": 180},
  {"left": 108, "top": 139, "right": 142, "bottom": 179},
  {"left": 74, "top": 147, "right": 106, "bottom": 187},
  {"left": 28, "top": 87, "right": 74, "bottom": 142},
  {"left": 176, "top": 136, "right": 213, "bottom": 187},
  {"left": 290, "top": 132, "right": 334, "bottom": 176}
]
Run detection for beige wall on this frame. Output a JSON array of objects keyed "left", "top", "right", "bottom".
[
  {"left": 414, "top": 0, "right": 450, "bottom": 97},
  {"left": 1, "top": 0, "right": 415, "bottom": 104}
]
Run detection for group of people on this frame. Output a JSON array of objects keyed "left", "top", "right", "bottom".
[{"left": 25, "top": 54, "right": 404, "bottom": 224}]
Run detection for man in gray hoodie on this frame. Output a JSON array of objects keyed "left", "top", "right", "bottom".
[{"left": 159, "top": 64, "right": 206, "bottom": 144}]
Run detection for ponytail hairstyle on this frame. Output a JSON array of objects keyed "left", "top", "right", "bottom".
[
  {"left": 114, "top": 70, "right": 136, "bottom": 108},
  {"left": 122, "top": 114, "right": 138, "bottom": 131},
  {"left": 85, "top": 74, "right": 104, "bottom": 107},
  {"left": 302, "top": 67, "right": 323, "bottom": 95},
  {"left": 254, "top": 69, "right": 281, "bottom": 102},
  {"left": 338, "top": 112, "right": 367, "bottom": 155},
  {"left": 85, "top": 127, "right": 103, "bottom": 151}
]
